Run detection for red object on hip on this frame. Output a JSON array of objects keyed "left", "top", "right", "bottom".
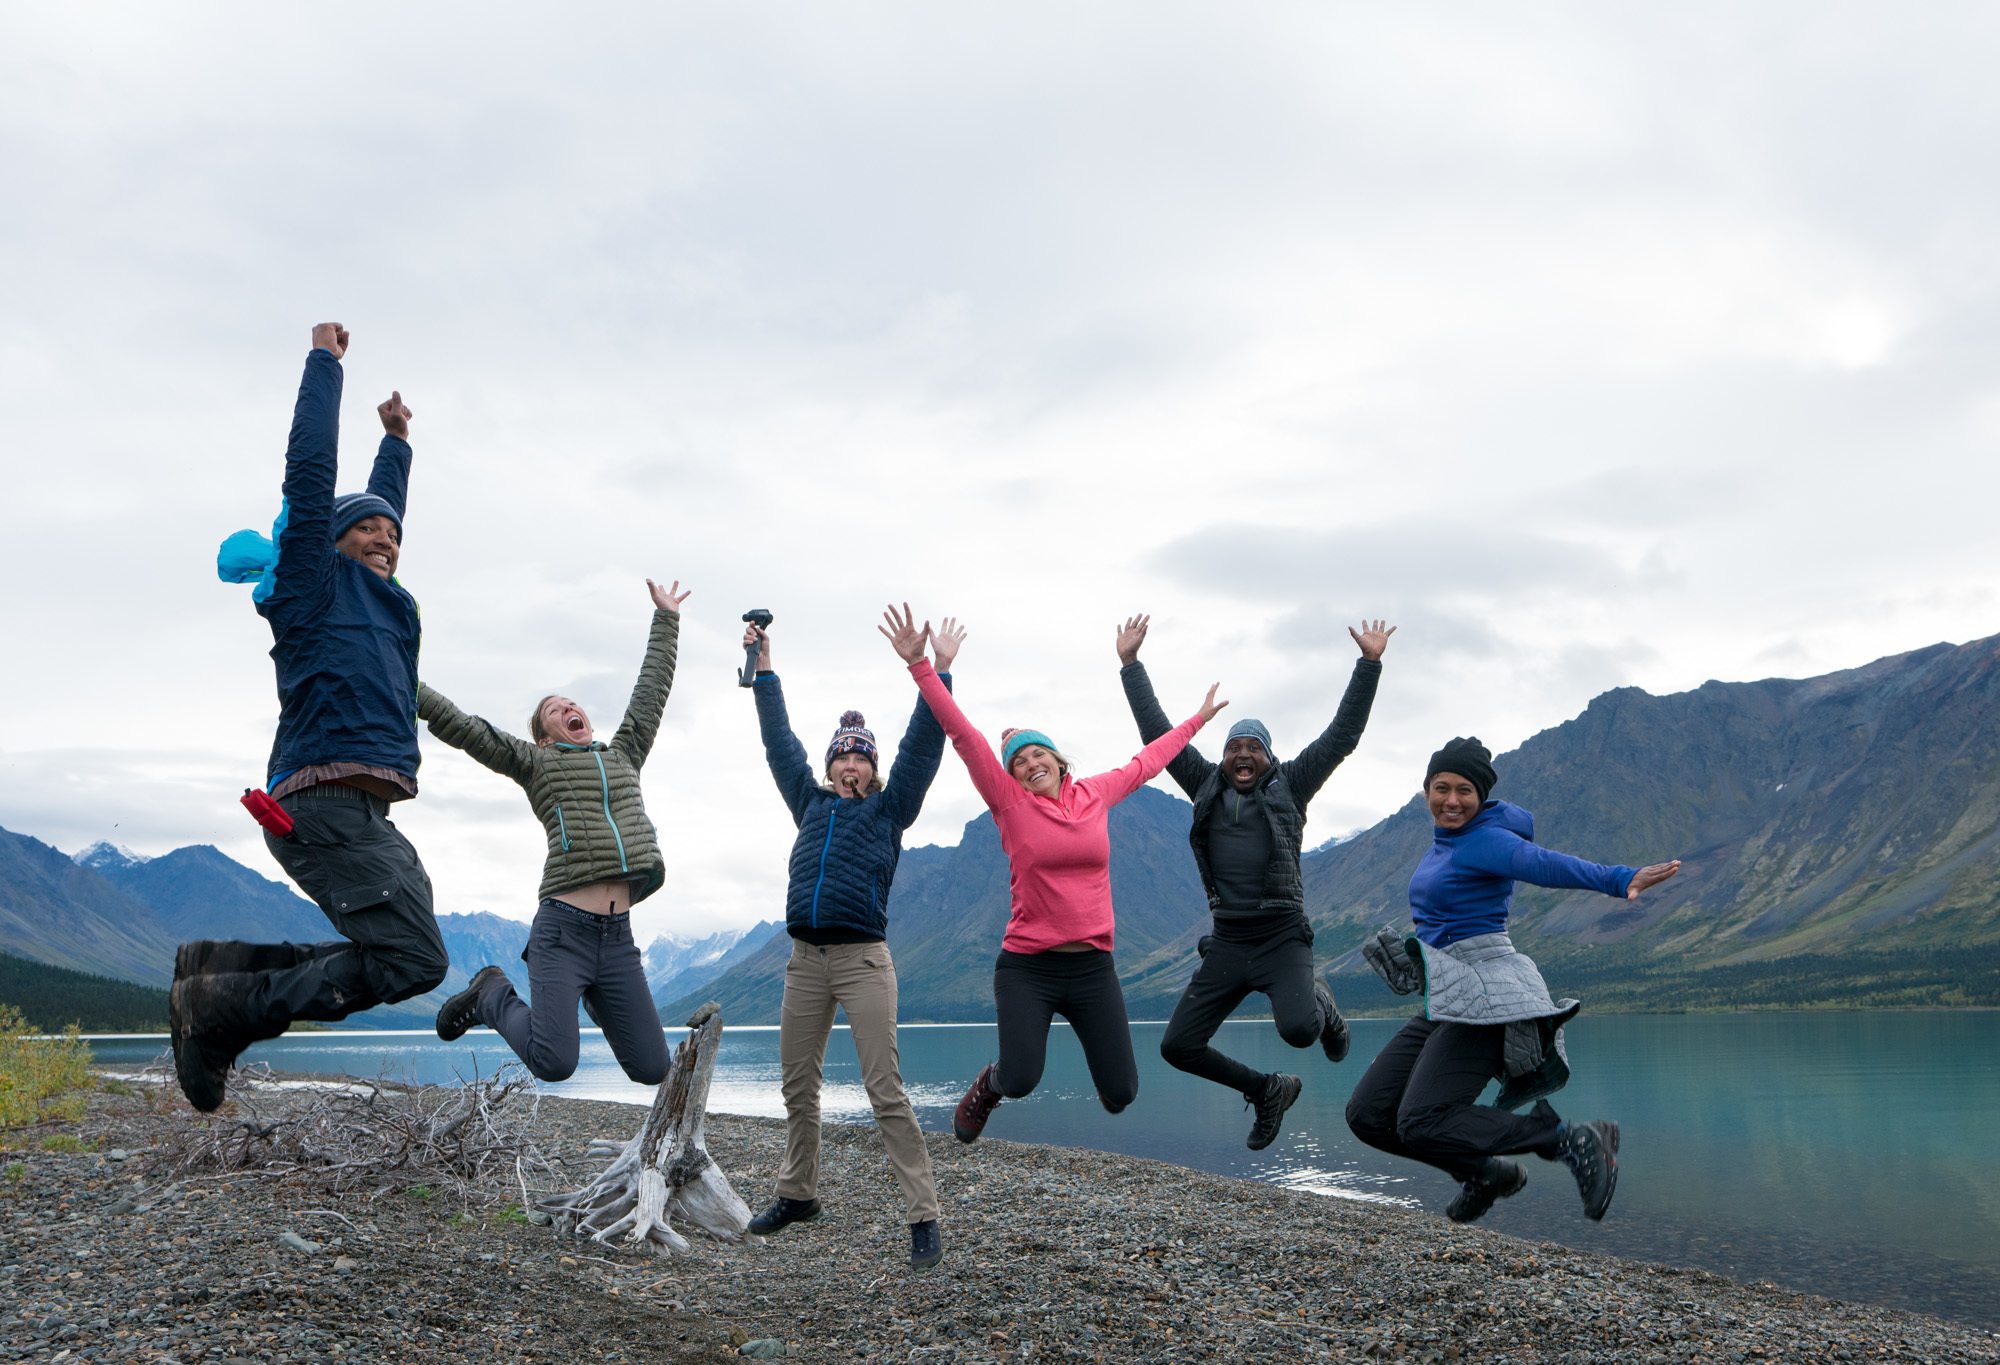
[{"left": 241, "top": 788, "right": 295, "bottom": 838}]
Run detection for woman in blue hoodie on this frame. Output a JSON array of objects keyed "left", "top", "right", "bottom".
[
  {"left": 1346, "top": 737, "right": 1681, "bottom": 1224},
  {"left": 739, "top": 608, "right": 961, "bottom": 1272}
]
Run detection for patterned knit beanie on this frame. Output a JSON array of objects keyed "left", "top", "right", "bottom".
[{"left": 825, "top": 711, "right": 878, "bottom": 769}]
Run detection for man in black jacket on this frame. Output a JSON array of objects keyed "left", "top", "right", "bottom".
[{"left": 1118, "top": 614, "right": 1393, "bottom": 1149}]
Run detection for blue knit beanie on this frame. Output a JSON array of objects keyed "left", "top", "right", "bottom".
[
  {"left": 1226, "top": 718, "right": 1274, "bottom": 760},
  {"left": 332, "top": 492, "right": 401, "bottom": 540}
]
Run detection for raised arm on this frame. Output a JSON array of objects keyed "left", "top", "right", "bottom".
[
  {"left": 881, "top": 603, "right": 1019, "bottom": 813},
  {"left": 610, "top": 579, "right": 688, "bottom": 764},
  {"left": 417, "top": 683, "right": 537, "bottom": 786},
  {"left": 880, "top": 617, "right": 962, "bottom": 829},
  {"left": 1283, "top": 622, "right": 1393, "bottom": 801},
  {"left": 1082, "top": 682, "right": 1228, "bottom": 806},
  {"left": 746, "top": 623, "right": 819, "bottom": 825},
  {"left": 269, "top": 326, "right": 347, "bottom": 609},
  {"left": 365, "top": 390, "right": 414, "bottom": 522},
  {"left": 1115, "top": 613, "right": 1216, "bottom": 799}
]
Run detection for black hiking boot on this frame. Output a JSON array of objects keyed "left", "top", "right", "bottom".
[
  {"left": 175, "top": 941, "right": 314, "bottom": 979},
  {"left": 1446, "top": 1157, "right": 1528, "bottom": 1224},
  {"left": 169, "top": 975, "right": 253, "bottom": 1113},
  {"left": 1246, "top": 1072, "right": 1303, "bottom": 1151},
  {"left": 435, "top": 966, "right": 507, "bottom": 1042},
  {"left": 1315, "top": 981, "right": 1350, "bottom": 1063},
  {"left": 747, "top": 1196, "right": 822, "bottom": 1236},
  {"left": 1558, "top": 1119, "right": 1621, "bottom": 1221},
  {"left": 953, "top": 1063, "right": 1003, "bottom": 1144},
  {"left": 909, "top": 1219, "right": 943, "bottom": 1271}
]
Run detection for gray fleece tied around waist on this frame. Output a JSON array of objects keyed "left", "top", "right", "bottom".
[{"left": 1362, "top": 928, "right": 1580, "bottom": 1110}]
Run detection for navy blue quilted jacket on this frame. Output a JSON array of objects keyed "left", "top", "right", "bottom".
[
  {"left": 260, "top": 349, "right": 422, "bottom": 785},
  {"left": 754, "top": 672, "right": 950, "bottom": 940}
]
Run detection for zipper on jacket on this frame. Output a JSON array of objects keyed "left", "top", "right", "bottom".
[
  {"left": 555, "top": 804, "right": 571, "bottom": 852},
  {"left": 808, "top": 803, "right": 838, "bottom": 930},
  {"left": 593, "top": 751, "right": 629, "bottom": 873}
]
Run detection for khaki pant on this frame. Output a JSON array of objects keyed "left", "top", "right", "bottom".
[{"left": 777, "top": 940, "right": 939, "bottom": 1223}]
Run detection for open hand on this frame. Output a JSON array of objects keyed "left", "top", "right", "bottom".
[
  {"left": 1196, "top": 682, "right": 1229, "bottom": 725},
  {"left": 648, "top": 578, "right": 691, "bottom": 614},
  {"left": 377, "top": 390, "right": 412, "bottom": 440},
  {"left": 878, "top": 602, "right": 929, "bottom": 666},
  {"left": 1116, "top": 613, "right": 1150, "bottom": 665},
  {"left": 1627, "top": 860, "right": 1682, "bottom": 899},
  {"left": 1349, "top": 619, "right": 1396, "bottom": 661},
  {"left": 932, "top": 616, "right": 967, "bottom": 672},
  {"left": 312, "top": 322, "right": 349, "bottom": 358}
]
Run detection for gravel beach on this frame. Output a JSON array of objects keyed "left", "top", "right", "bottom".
[{"left": 3, "top": 1073, "right": 1995, "bottom": 1364}]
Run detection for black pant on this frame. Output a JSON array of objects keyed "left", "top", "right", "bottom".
[
  {"left": 1344, "top": 1015, "right": 1562, "bottom": 1183},
  {"left": 237, "top": 786, "right": 449, "bottom": 1032},
  {"left": 473, "top": 898, "right": 669, "bottom": 1085},
  {"left": 1159, "top": 921, "right": 1325, "bottom": 1097},
  {"left": 992, "top": 949, "right": 1138, "bottom": 1112}
]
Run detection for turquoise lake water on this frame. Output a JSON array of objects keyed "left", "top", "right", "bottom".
[{"left": 91, "top": 1011, "right": 2000, "bottom": 1329}]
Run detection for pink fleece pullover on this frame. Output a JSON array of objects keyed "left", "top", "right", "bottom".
[{"left": 910, "top": 659, "right": 1207, "bottom": 954}]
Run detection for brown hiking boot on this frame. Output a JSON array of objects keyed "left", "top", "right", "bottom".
[
  {"left": 435, "top": 966, "right": 507, "bottom": 1042},
  {"left": 953, "top": 1063, "right": 1003, "bottom": 1143}
]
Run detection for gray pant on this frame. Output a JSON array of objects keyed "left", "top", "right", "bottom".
[
  {"left": 242, "top": 785, "right": 450, "bottom": 1032},
  {"left": 474, "top": 897, "right": 669, "bottom": 1086}
]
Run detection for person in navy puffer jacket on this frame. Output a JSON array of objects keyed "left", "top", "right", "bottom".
[
  {"left": 741, "top": 609, "right": 958, "bottom": 1273},
  {"left": 173, "top": 322, "right": 449, "bottom": 1115}
]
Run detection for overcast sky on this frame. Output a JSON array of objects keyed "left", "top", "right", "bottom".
[{"left": 3, "top": 3, "right": 1996, "bottom": 948}]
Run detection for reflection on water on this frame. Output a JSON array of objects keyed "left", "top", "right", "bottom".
[{"left": 89, "top": 1011, "right": 2000, "bottom": 1328}]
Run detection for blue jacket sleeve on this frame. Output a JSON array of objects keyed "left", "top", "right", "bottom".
[
  {"left": 880, "top": 671, "right": 951, "bottom": 830},
  {"left": 754, "top": 675, "right": 818, "bottom": 826},
  {"left": 1458, "top": 827, "right": 1635, "bottom": 897},
  {"left": 367, "top": 434, "right": 412, "bottom": 521},
  {"left": 270, "top": 349, "right": 344, "bottom": 614}
]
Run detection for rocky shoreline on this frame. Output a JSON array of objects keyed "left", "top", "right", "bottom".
[{"left": 2, "top": 1074, "right": 1995, "bottom": 1363}]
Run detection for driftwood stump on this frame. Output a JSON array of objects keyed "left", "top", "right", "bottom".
[{"left": 536, "top": 1002, "right": 751, "bottom": 1254}]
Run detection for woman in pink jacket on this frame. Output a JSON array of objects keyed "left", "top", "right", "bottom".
[{"left": 880, "top": 604, "right": 1226, "bottom": 1142}]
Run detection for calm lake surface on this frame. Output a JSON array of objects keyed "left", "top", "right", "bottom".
[{"left": 92, "top": 1011, "right": 2000, "bottom": 1329}]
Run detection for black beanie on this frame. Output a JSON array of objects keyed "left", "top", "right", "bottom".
[{"left": 1425, "top": 737, "right": 1497, "bottom": 804}]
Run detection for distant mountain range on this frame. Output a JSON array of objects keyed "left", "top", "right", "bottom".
[
  {"left": 669, "top": 633, "right": 2000, "bottom": 1022},
  {"left": 7, "top": 635, "right": 1998, "bottom": 1029},
  {"left": 0, "top": 834, "right": 773, "bottom": 1030}
]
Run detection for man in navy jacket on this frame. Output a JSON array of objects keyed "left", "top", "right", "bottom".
[{"left": 171, "top": 323, "right": 449, "bottom": 1111}]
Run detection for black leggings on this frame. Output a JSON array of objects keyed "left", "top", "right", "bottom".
[
  {"left": 1344, "top": 1015, "right": 1562, "bottom": 1183},
  {"left": 992, "top": 949, "right": 1138, "bottom": 1112}
]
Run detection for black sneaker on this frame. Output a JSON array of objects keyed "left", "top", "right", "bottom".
[
  {"left": 953, "top": 1063, "right": 1003, "bottom": 1144},
  {"left": 747, "top": 1196, "right": 822, "bottom": 1236},
  {"left": 1558, "top": 1119, "right": 1621, "bottom": 1221},
  {"left": 1315, "top": 981, "right": 1350, "bottom": 1063},
  {"left": 909, "top": 1219, "right": 943, "bottom": 1271},
  {"left": 435, "top": 966, "right": 507, "bottom": 1042},
  {"left": 1446, "top": 1157, "right": 1528, "bottom": 1224},
  {"left": 1246, "top": 1073, "right": 1302, "bottom": 1151}
]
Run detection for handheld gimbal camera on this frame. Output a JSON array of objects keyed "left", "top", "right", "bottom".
[{"left": 739, "top": 609, "right": 774, "bottom": 686}]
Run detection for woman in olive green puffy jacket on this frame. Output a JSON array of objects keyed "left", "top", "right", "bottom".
[{"left": 419, "top": 578, "right": 687, "bottom": 1084}]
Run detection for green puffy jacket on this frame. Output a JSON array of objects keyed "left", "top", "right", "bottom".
[{"left": 417, "top": 609, "right": 678, "bottom": 906}]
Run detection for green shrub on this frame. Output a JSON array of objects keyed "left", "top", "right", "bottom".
[{"left": 0, "top": 1005, "right": 94, "bottom": 1130}]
